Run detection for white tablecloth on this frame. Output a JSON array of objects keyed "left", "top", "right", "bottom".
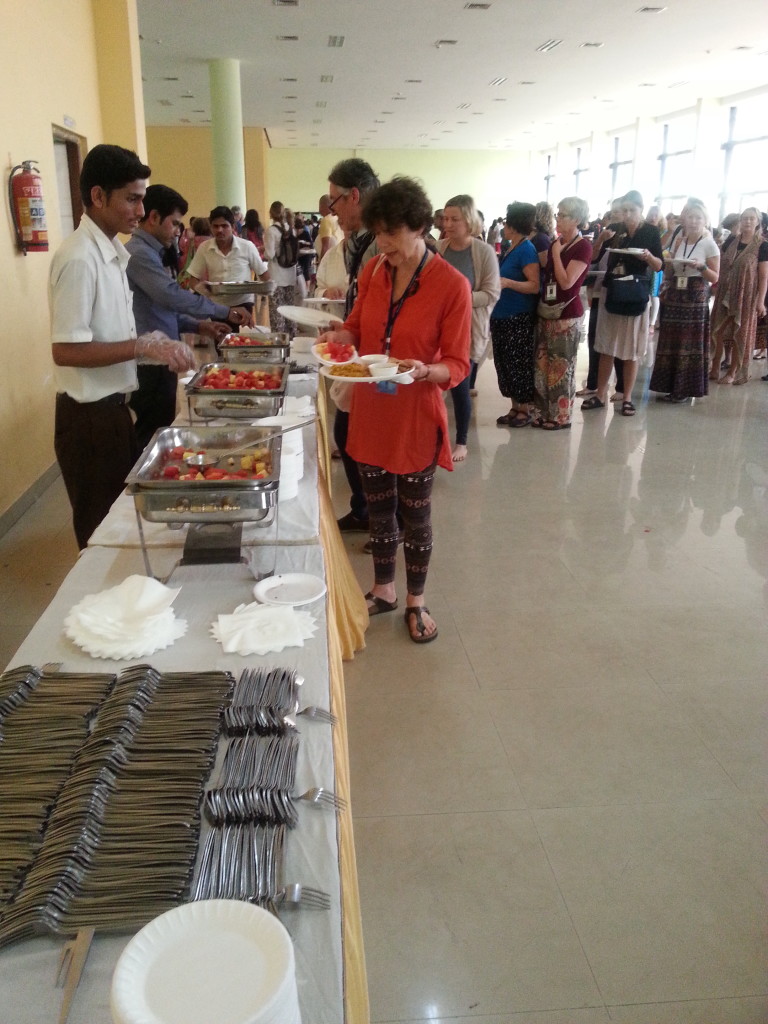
[{"left": 3, "top": 543, "right": 346, "bottom": 1024}]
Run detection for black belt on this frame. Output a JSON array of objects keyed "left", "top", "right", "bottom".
[{"left": 58, "top": 391, "right": 130, "bottom": 406}]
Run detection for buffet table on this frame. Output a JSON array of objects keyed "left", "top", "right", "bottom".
[{"left": 1, "top": 377, "right": 370, "bottom": 1024}]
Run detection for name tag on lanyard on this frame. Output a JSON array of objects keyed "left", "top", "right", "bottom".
[{"left": 676, "top": 275, "right": 688, "bottom": 290}]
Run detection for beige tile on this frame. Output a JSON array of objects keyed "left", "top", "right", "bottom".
[
  {"left": 606, "top": 997, "right": 768, "bottom": 1023},
  {"left": 347, "top": 686, "right": 525, "bottom": 816},
  {"left": 376, "top": 1012, "right": 611, "bottom": 1024},
  {"left": 355, "top": 812, "right": 602, "bottom": 1020},
  {"left": 487, "top": 685, "right": 741, "bottom": 808},
  {"left": 533, "top": 801, "right": 767, "bottom": 1004}
]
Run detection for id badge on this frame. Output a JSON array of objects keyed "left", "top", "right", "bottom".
[
  {"left": 545, "top": 282, "right": 557, "bottom": 302},
  {"left": 376, "top": 380, "right": 397, "bottom": 395},
  {"left": 676, "top": 275, "right": 688, "bottom": 290}
]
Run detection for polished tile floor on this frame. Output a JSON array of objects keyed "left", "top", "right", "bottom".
[
  {"left": 2, "top": 349, "right": 766, "bottom": 1024},
  {"left": 336, "top": 351, "right": 768, "bottom": 1024}
]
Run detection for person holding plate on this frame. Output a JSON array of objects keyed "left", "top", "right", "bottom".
[{"left": 316, "top": 177, "right": 471, "bottom": 643}]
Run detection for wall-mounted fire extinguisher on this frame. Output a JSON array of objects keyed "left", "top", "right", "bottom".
[{"left": 9, "top": 161, "right": 48, "bottom": 255}]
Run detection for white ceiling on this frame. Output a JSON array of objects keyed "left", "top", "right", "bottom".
[{"left": 138, "top": 0, "right": 768, "bottom": 152}]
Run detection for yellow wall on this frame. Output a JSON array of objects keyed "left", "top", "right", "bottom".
[
  {"left": 146, "top": 126, "right": 270, "bottom": 223},
  {"left": 144, "top": 132, "right": 533, "bottom": 221},
  {"left": 91, "top": 0, "right": 147, "bottom": 159},
  {"left": 0, "top": 1, "right": 105, "bottom": 521}
]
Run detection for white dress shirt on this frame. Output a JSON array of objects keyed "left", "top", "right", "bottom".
[
  {"left": 49, "top": 213, "right": 138, "bottom": 402},
  {"left": 187, "top": 235, "right": 268, "bottom": 305}
]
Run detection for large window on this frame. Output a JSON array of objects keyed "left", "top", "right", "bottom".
[
  {"left": 609, "top": 131, "right": 635, "bottom": 200},
  {"left": 656, "top": 113, "right": 696, "bottom": 215},
  {"left": 721, "top": 93, "right": 768, "bottom": 219}
]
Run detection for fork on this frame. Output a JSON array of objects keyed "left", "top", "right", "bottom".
[
  {"left": 295, "top": 705, "right": 338, "bottom": 726},
  {"left": 296, "top": 787, "right": 347, "bottom": 811},
  {"left": 273, "top": 883, "right": 331, "bottom": 909}
]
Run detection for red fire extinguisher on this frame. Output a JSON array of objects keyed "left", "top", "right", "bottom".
[{"left": 9, "top": 161, "right": 48, "bottom": 255}]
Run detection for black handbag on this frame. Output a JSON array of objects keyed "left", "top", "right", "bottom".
[{"left": 604, "top": 270, "right": 652, "bottom": 316}]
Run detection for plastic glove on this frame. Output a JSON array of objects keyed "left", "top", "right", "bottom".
[{"left": 135, "top": 331, "right": 196, "bottom": 373}]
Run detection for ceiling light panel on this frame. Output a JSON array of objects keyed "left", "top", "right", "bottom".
[
  {"left": 327, "top": 35, "right": 345, "bottom": 47},
  {"left": 536, "top": 39, "right": 562, "bottom": 53}
]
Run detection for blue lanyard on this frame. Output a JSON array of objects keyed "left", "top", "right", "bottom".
[{"left": 383, "top": 249, "right": 428, "bottom": 355}]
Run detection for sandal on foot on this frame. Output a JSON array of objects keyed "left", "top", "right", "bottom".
[
  {"left": 496, "top": 412, "right": 516, "bottom": 425},
  {"left": 621, "top": 401, "right": 636, "bottom": 416},
  {"left": 508, "top": 412, "right": 532, "bottom": 427},
  {"left": 365, "top": 592, "right": 398, "bottom": 616},
  {"left": 540, "top": 420, "right": 572, "bottom": 430},
  {"left": 575, "top": 387, "right": 596, "bottom": 397},
  {"left": 581, "top": 396, "right": 605, "bottom": 410},
  {"left": 403, "top": 606, "right": 438, "bottom": 644}
]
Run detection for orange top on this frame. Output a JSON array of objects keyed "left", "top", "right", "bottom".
[{"left": 345, "top": 253, "right": 471, "bottom": 474}]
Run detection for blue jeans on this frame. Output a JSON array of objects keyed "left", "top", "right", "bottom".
[{"left": 449, "top": 362, "right": 475, "bottom": 446}]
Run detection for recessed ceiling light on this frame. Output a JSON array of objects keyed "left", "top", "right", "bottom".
[
  {"left": 277, "top": 35, "right": 299, "bottom": 41},
  {"left": 536, "top": 39, "right": 562, "bottom": 53},
  {"left": 636, "top": 5, "right": 667, "bottom": 11},
  {"left": 327, "top": 35, "right": 345, "bottom": 47},
  {"left": 580, "top": 42, "right": 604, "bottom": 48},
  {"left": 457, "top": 103, "right": 471, "bottom": 109},
  {"left": 320, "top": 74, "right": 334, "bottom": 82},
  {"left": 489, "top": 76, "right": 507, "bottom": 86},
  {"left": 281, "top": 77, "right": 298, "bottom": 82},
  {"left": 316, "top": 100, "right": 327, "bottom": 108},
  {"left": 519, "top": 81, "right": 535, "bottom": 85}
]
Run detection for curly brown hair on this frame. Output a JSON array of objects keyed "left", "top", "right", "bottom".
[{"left": 362, "top": 176, "right": 432, "bottom": 233}]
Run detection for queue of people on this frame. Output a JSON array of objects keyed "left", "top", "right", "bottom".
[{"left": 47, "top": 140, "right": 767, "bottom": 646}]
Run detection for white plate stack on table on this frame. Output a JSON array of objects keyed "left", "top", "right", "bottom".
[
  {"left": 257, "top": 414, "right": 305, "bottom": 502},
  {"left": 111, "top": 900, "right": 301, "bottom": 1024}
]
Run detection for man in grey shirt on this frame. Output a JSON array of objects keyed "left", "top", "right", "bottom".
[{"left": 126, "top": 184, "right": 249, "bottom": 447}]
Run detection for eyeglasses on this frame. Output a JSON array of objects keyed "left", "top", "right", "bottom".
[{"left": 328, "top": 191, "right": 350, "bottom": 213}]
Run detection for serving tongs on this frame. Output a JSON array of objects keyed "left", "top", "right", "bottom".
[{"left": 183, "top": 418, "right": 307, "bottom": 468}]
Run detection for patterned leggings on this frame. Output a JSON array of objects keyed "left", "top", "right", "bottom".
[{"left": 358, "top": 457, "right": 437, "bottom": 597}]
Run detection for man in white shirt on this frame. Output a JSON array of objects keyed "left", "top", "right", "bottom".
[
  {"left": 314, "top": 195, "right": 343, "bottom": 260},
  {"left": 186, "top": 205, "right": 270, "bottom": 320},
  {"left": 50, "top": 144, "right": 195, "bottom": 548}
]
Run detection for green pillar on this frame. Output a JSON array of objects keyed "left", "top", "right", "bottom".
[{"left": 209, "top": 58, "right": 246, "bottom": 209}]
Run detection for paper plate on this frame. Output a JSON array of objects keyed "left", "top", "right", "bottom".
[
  {"left": 253, "top": 572, "right": 327, "bottom": 606},
  {"left": 606, "top": 247, "right": 646, "bottom": 256},
  {"left": 303, "top": 296, "right": 345, "bottom": 306},
  {"left": 111, "top": 900, "right": 298, "bottom": 1024},
  {"left": 277, "top": 305, "right": 339, "bottom": 328}
]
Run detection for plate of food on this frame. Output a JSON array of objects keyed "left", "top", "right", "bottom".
[
  {"left": 312, "top": 339, "right": 358, "bottom": 366},
  {"left": 605, "top": 247, "right": 646, "bottom": 256},
  {"left": 277, "top": 305, "right": 341, "bottom": 328},
  {"left": 319, "top": 360, "right": 415, "bottom": 384}
]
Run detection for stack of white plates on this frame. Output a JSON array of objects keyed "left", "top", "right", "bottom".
[
  {"left": 257, "top": 415, "right": 305, "bottom": 501},
  {"left": 111, "top": 900, "right": 301, "bottom": 1024}
]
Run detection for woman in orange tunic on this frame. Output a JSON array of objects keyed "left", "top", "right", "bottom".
[{"left": 317, "top": 177, "right": 471, "bottom": 643}]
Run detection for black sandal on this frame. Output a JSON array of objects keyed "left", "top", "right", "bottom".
[
  {"left": 621, "top": 401, "right": 636, "bottom": 416},
  {"left": 581, "top": 396, "right": 605, "bottom": 410},
  {"left": 403, "top": 606, "right": 438, "bottom": 644},
  {"left": 365, "top": 592, "right": 398, "bottom": 616},
  {"left": 540, "top": 420, "right": 572, "bottom": 430}
]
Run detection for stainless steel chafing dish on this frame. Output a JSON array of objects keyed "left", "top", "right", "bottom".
[
  {"left": 126, "top": 425, "right": 282, "bottom": 524},
  {"left": 185, "top": 361, "right": 288, "bottom": 420},
  {"left": 218, "top": 332, "right": 290, "bottom": 364}
]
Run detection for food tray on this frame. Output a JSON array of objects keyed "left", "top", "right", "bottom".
[
  {"left": 185, "top": 362, "right": 288, "bottom": 420},
  {"left": 219, "top": 332, "right": 291, "bottom": 363},
  {"left": 205, "top": 280, "right": 276, "bottom": 297},
  {"left": 126, "top": 425, "right": 282, "bottom": 523}
]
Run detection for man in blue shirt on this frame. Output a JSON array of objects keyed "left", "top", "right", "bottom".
[{"left": 126, "top": 184, "right": 249, "bottom": 447}]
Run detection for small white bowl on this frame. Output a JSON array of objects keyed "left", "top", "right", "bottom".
[
  {"left": 359, "top": 354, "right": 388, "bottom": 368},
  {"left": 291, "top": 335, "right": 315, "bottom": 354},
  {"left": 369, "top": 362, "right": 399, "bottom": 379}
]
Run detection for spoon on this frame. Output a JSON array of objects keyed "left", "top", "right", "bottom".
[{"left": 183, "top": 419, "right": 308, "bottom": 468}]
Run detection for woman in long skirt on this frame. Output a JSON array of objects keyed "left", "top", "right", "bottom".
[
  {"left": 490, "top": 203, "right": 540, "bottom": 426},
  {"left": 650, "top": 202, "right": 720, "bottom": 402}
]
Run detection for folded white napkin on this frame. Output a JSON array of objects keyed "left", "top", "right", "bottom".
[
  {"left": 211, "top": 601, "right": 317, "bottom": 656},
  {"left": 64, "top": 575, "right": 187, "bottom": 659}
]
